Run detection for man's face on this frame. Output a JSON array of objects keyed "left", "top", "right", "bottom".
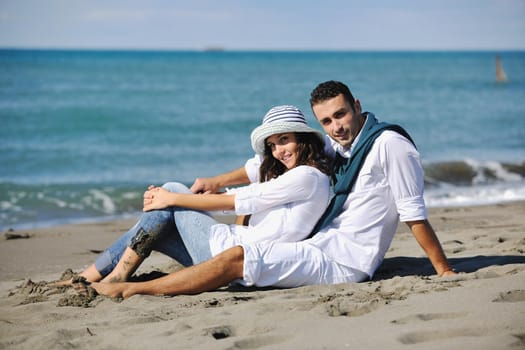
[{"left": 312, "top": 94, "right": 364, "bottom": 149}]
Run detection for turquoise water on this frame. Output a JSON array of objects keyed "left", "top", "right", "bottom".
[{"left": 1, "top": 50, "right": 524, "bottom": 230}]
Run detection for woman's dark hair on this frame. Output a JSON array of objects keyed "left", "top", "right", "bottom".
[{"left": 259, "top": 132, "right": 332, "bottom": 182}]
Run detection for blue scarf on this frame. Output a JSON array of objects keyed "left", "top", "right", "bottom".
[{"left": 309, "top": 112, "right": 415, "bottom": 237}]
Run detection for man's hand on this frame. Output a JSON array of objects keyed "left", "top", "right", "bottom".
[
  {"left": 190, "top": 177, "right": 220, "bottom": 194},
  {"left": 439, "top": 269, "right": 457, "bottom": 277},
  {"left": 190, "top": 167, "right": 251, "bottom": 194}
]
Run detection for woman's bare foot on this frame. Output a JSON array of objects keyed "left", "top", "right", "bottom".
[
  {"left": 71, "top": 276, "right": 99, "bottom": 300},
  {"left": 50, "top": 278, "right": 74, "bottom": 287},
  {"left": 47, "top": 268, "right": 78, "bottom": 287},
  {"left": 100, "top": 247, "right": 143, "bottom": 284},
  {"left": 50, "top": 265, "right": 103, "bottom": 287}
]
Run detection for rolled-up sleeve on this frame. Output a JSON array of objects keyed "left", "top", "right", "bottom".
[
  {"left": 381, "top": 133, "right": 427, "bottom": 221},
  {"left": 228, "top": 166, "right": 320, "bottom": 216},
  {"left": 244, "top": 155, "right": 262, "bottom": 183}
]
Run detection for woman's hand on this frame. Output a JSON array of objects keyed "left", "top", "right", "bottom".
[{"left": 143, "top": 186, "right": 174, "bottom": 212}]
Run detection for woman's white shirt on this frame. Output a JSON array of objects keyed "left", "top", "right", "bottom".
[{"left": 208, "top": 165, "right": 330, "bottom": 256}]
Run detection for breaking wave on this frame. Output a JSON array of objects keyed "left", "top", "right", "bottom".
[{"left": 1, "top": 159, "right": 524, "bottom": 231}]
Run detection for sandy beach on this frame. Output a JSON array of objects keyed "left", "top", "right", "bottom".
[{"left": 0, "top": 202, "right": 524, "bottom": 349}]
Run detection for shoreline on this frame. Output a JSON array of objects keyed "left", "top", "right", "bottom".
[
  {"left": 4, "top": 195, "right": 525, "bottom": 234},
  {"left": 2, "top": 160, "right": 525, "bottom": 233},
  {"left": 1, "top": 202, "right": 524, "bottom": 349}
]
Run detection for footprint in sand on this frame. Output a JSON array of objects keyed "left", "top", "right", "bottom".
[
  {"left": 442, "top": 239, "right": 465, "bottom": 254},
  {"left": 229, "top": 335, "right": 289, "bottom": 349},
  {"left": 397, "top": 328, "right": 486, "bottom": 345},
  {"left": 510, "top": 334, "right": 525, "bottom": 348},
  {"left": 204, "top": 325, "right": 234, "bottom": 339},
  {"left": 391, "top": 312, "right": 467, "bottom": 324},
  {"left": 321, "top": 295, "right": 382, "bottom": 317},
  {"left": 393, "top": 312, "right": 473, "bottom": 345},
  {"left": 492, "top": 289, "right": 525, "bottom": 303},
  {"left": 203, "top": 325, "right": 288, "bottom": 349}
]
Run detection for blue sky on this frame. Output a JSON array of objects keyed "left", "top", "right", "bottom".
[{"left": 1, "top": 0, "right": 524, "bottom": 50}]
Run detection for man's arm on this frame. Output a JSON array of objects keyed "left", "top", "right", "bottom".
[
  {"left": 380, "top": 133, "right": 455, "bottom": 277},
  {"left": 190, "top": 166, "right": 250, "bottom": 194},
  {"left": 405, "top": 220, "right": 456, "bottom": 276}
]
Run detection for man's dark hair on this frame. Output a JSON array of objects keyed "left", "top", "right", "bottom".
[{"left": 309, "top": 80, "right": 357, "bottom": 111}]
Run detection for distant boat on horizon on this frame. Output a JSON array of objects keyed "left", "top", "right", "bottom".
[
  {"left": 203, "top": 46, "right": 225, "bottom": 52},
  {"left": 496, "top": 55, "right": 509, "bottom": 83}
]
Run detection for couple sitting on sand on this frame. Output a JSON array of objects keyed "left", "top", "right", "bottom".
[{"left": 60, "top": 80, "right": 456, "bottom": 298}]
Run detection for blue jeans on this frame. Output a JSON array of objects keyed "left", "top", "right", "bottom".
[{"left": 94, "top": 182, "right": 217, "bottom": 277}]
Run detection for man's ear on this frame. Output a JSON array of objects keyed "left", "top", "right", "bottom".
[{"left": 354, "top": 99, "right": 362, "bottom": 114}]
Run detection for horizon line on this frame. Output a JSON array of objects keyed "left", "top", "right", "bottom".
[{"left": 1, "top": 46, "right": 524, "bottom": 53}]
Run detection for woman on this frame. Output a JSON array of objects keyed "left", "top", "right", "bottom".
[{"left": 62, "top": 105, "right": 331, "bottom": 286}]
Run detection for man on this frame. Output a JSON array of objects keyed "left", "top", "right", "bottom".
[{"left": 91, "top": 81, "right": 455, "bottom": 298}]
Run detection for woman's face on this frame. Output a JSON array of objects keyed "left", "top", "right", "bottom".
[{"left": 265, "top": 132, "right": 299, "bottom": 170}]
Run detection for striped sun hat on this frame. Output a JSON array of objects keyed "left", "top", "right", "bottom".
[{"left": 250, "top": 105, "right": 325, "bottom": 155}]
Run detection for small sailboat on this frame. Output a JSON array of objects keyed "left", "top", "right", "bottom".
[{"left": 496, "top": 55, "right": 509, "bottom": 83}]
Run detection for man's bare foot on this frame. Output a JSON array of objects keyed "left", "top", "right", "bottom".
[{"left": 90, "top": 282, "right": 130, "bottom": 299}]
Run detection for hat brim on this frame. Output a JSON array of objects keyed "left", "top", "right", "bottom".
[{"left": 251, "top": 122, "right": 325, "bottom": 155}]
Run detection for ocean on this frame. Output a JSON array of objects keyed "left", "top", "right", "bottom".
[{"left": 1, "top": 49, "right": 524, "bottom": 231}]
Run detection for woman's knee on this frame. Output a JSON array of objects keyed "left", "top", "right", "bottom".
[
  {"left": 129, "top": 227, "right": 157, "bottom": 259},
  {"left": 162, "top": 182, "right": 192, "bottom": 194}
]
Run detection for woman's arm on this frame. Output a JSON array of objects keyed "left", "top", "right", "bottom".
[
  {"left": 230, "top": 166, "right": 324, "bottom": 215},
  {"left": 143, "top": 186, "right": 235, "bottom": 212}
]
